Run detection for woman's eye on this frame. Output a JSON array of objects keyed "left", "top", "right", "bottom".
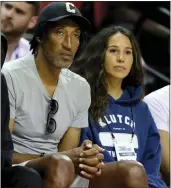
[
  {"left": 126, "top": 51, "right": 132, "bottom": 55},
  {"left": 110, "top": 49, "right": 117, "bottom": 53}
]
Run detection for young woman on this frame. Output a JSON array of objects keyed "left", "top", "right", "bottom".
[{"left": 72, "top": 25, "right": 167, "bottom": 188}]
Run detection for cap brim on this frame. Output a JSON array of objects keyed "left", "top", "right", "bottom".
[{"left": 48, "top": 15, "right": 90, "bottom": 31}]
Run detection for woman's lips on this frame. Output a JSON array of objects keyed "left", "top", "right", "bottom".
[{"left": 114, "top": 66, "right": 126, "bottom": 70}]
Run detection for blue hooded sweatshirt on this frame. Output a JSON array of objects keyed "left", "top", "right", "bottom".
[{"left": 80, "top": 86, "right": 167, "bottom": 188}]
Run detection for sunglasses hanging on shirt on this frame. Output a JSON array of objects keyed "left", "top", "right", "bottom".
[{"left": 45, "top": 99, "right": 58, "bottom": 134}]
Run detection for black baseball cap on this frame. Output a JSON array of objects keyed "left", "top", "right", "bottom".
[{"left": 37, "top": 2, "right": 90, "bottom": 31}]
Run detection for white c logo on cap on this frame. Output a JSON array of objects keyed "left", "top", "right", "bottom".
[{"left": 66, "top": 2, "right": 76, "bottom": 13}]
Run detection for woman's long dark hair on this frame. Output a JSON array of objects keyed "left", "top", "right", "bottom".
[{"left": 70, "top": 25, "right": 144, "bottom": 121}]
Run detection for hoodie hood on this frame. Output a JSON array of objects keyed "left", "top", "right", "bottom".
[{"left": 108, "top": 85, "right": 143, "bottom": 106}]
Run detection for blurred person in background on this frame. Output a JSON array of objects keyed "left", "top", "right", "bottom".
[
  {"left": 72, "top": 25, "right": 167, "bottom": 188},
  {"left": 1, "top": 2, "right": 40, "bottom": 62},
  {"left": 144, "top": 85, "right": 170, "bottom": 185}
]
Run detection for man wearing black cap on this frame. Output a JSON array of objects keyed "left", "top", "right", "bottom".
[
  {"left": 1, "top": 32, "right": 76, "bottom": 188},
  {"left": 2, "top": 2, "right": 104, "bottom": 188}
]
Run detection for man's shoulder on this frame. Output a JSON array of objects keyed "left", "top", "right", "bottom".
[
  {"left": 19, "top": 38, "right": 30, "bottom": 49},
  {"left": 2, "top": 55, "right": 35, "bottom": 74},
  {"left": 156, "top": 85, "right": 170, "bottom": 95},
  {"left": 143, "top": 85, "right": 170, "bottom": 114},
  {"left": 144, "top": 85, "right": 170, "bottom": 102},
  {"left": 61, "top": 69, "right": 90, "bottom": 88}
]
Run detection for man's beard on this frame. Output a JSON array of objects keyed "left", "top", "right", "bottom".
[
  {"left": 1, "top": 20, "right": 24, "bottom": 37},
  {"left": 44, "top": 50, "right": 72, "bottom": 69}
]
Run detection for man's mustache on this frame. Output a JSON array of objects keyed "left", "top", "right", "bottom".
[{"left": 2, "top": 19, "right": 13, "bottom": 26}]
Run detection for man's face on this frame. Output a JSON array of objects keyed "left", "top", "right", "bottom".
[
  {"left": 41, "top": 19, "right": 81, "bottom": 69},
  {"left": 1, "top": 2, "right": 35, "bottom": 36}
]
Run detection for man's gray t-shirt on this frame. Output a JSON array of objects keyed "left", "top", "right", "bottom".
[{"left": 2, "top": 55, "right": 91, "bottom": 154}]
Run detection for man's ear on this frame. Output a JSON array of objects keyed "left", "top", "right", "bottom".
[{"left": 27, "top": 16, "right": 38, "bottom": 30}]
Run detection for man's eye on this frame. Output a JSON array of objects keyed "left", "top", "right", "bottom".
[
  {"left": 74, "top": 33, "right": 80, "bottom": 38},
  {"left": 16, "top": 10, "right": 25, "bottom": 15},
  {"left": 56, "top": 30, "right": 64, "bottom": 35},
  {"left": 5, "top": 4, "right": 12, "bottom": 10}
]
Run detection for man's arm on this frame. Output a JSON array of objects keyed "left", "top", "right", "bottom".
[
  {"left": 8, "top": 119, "right": 15, "bottom": 134},
  {"left": 58, "top": 127, "right": 105, "bottom": 179},
  {"left": 158, "top": 130, "right": 169, "bottom": 185},
  {"left": 58, "top": 127, "right": 81, "bottom": 151},
  {"left": 13, "top": 152, "right": 40, "bottom": 164},
  {"left": 13, "top": 127, "right": 104, "bottom": 180},
  {"left": 12, "top": 124, "right": 103, "bottom": 171},
  {"left": 58, "top": 127, "right": 82, "bottom": 175},
  {"left": 11, "top": 119, "right": 104, "bottom": 178},
  {"left": 12, "top": 127, "right": 81, "bottom": 164}
]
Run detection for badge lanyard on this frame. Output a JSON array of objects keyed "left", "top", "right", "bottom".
[
  {"left": 105, "top": 89, "right": 138, "bottom": 161},
  {"left": 107, "top": 89, "right": 135, "bottom": 145}
]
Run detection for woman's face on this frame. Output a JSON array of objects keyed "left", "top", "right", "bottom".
[{"left": 104, "top": 32, "right": 133, "bottom": 81}]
